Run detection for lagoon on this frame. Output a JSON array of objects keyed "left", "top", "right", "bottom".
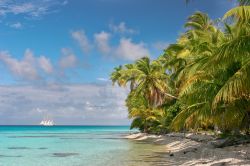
[{"left": 0, "top": 126, "right": 166, "bottom": 166}]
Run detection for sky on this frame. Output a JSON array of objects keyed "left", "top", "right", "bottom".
[{"left": 0, "top": 0, "right": 236, "bottom": 125}]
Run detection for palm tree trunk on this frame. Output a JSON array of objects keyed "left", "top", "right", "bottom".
[
  {"left": 246, "top": 111, "right": 250, "bottom": 134},
  {"left": 144, "top": 120, "right": 148, "bottom": 133}
]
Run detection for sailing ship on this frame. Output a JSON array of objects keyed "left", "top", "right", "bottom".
[{"left": 40, "top": 115, "right": 55, "bottom": 126}]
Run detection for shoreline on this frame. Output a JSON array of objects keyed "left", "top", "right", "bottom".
[{"left": 125, "top": 133, "right": 250, "bottom": 166}]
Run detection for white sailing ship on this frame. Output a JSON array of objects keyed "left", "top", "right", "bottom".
[{"left": 40, "top": 115, "right": 55, "bottom": 126}]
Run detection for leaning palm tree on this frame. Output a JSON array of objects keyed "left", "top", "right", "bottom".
[
  {"left": 171, "top": 6, "right": 250, "bottom": 132},
  {"left": 169, "top": 12, "right": 222, "bottom": 131},
  {"left": 210, "top": 5, "right": 250, "bottom": 132}
]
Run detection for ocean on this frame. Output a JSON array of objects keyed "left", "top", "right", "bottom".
[{"left": 0, "top": 126, "right": 166, "bottom": 166}]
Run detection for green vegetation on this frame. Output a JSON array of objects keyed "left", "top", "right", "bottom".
[{"left": 110, "top": 1, "right": 250, "bottom": 135}]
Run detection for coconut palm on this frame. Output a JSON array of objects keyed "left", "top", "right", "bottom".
[
  {"left": 110, "top": 57, "right": 176, "bottom": 132},
  {"left": 132, "top": 57, "right": 176, "bottom": 107},
  {"left": 171, "top": 6, "right": 250, "bottom": 132}
]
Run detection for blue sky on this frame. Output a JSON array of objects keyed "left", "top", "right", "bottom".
[{"left": 0, "top": 0, "right": 235, "bottom": 125}]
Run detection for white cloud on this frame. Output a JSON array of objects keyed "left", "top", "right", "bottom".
[
  {"left": 0, "top": 49, "right": 54, "bottom": 81},
  {"left": 97, "top": 77, "right": 109, "bottom": 82},
  {"left": 115, "top": 38, "right": 150, "bottom": 61},
  {"left": 9, "top": 22, "right": 23, "bottom": 29},
  {"left": 59, "top": 48, "right": 77, "bottom": 69},
  {"left": 0, "top": 0, "right": 64, "bottom": 18},
  {"left": 71, "top": 30, "right": 92, "bottom": 53},
  {"left": 10, "top": 3, "right": 39, "bottom": 15},
  {"left": 109, "top": 22, "right": 136, "bottom": 34},
  {"left": 38, "top": 56, "right": 53, "bottom": 74},
  {"left": 94, "top": 31, "right": 111, "bottom": 54},
  {"left": 69, "top": 24, "right": 149, "bottom": 61},
  {"left": 0, "top": 84, "right": 130, "bottom": 125},
  {"left": 0, "top": 49, "right": 39, "bottom": 81}
]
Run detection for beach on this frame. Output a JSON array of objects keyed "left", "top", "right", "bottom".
[{"left": 126, "top": 133, "right": 250, "bottom": 166}]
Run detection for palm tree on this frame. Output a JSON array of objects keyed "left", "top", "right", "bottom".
[
  {"left": 111, "top": 57, "right": 176, "bottom": 132},
  {"left": 132, "top": 57, "right": 176, "bottom": 107},
  {"left": 210, "top": 5, "right": 250, "bottom": 132},
  {"left": 111, "top": 57, "right": 176, "bottom": 108},
  {"left": 171, "top": 6, "right": 250, "bottom": 132}
]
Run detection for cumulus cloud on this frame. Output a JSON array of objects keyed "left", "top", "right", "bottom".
[
  {"left": 71, "top": 30, "right": 92, "bottom": 53},
  {"left": 94, "top": 31, "right": 111, "bottom": 54},
  {"left": 59, "top": 48, "right": 77, "bottom": 69},
  {"left": 109, "top": 22, "right": 137, "bottom": 34},
  {"left": 69, "top": 22, "right": 150, "bottom": 61},
  {"left": 0, "top": 49, "right": 39, "bottom": 80},
  {"left": 0, "top": 49, "right": 54, "bottom": 81},
  {"left": 0, "top": 84, "right": 130, "bottom": 125},
  {"left": 93, "top": 30, "right": 150, "bottom": 61},
  {"left": 115, "top": 38, "right": 150, "bottom": 61},
  {"left": 38, "top": 56, "right": 53, "bottom": 74}
]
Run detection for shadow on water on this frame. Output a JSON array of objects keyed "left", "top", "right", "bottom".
[
  {"left": 52, "top": 153, "right": 79, "bottom": 157},
  {"left": 0, "top": 155, "right": 23, "bottom": 158},
  {"left": 7, "top": 147, "right": 30, "bottom": 150}
]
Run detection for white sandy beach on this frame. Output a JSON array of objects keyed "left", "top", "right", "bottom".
[{"left": 126, "top": 133, "right": 250, "bottom": 166}]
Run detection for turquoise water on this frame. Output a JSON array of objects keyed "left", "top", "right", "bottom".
[{"left": 0, "top": 126, "right": 167, "bottom": 166}]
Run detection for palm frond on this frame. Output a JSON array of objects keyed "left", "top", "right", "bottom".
[
  {"left": 223, "top": 6, "right": 250, "bottom": 24},
  {"left": 212, "top": 61, "right": 250, "bottom": 108}
]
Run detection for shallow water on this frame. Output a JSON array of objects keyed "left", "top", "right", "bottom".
[{"left": 0, "top": 126, "right": 167, "bottom": 166}]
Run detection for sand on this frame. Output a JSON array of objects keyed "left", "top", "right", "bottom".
[{"left": 125, "top": 133, "right": 250, "bottom": 166}]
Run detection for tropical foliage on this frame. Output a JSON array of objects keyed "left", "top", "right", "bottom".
[{"left": 110, "top": 1, "right": 250, "bottom": 134}]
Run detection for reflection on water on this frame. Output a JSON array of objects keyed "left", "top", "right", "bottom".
[{"left": 0, "top": 126, "right": 168, "bottom": 166}]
